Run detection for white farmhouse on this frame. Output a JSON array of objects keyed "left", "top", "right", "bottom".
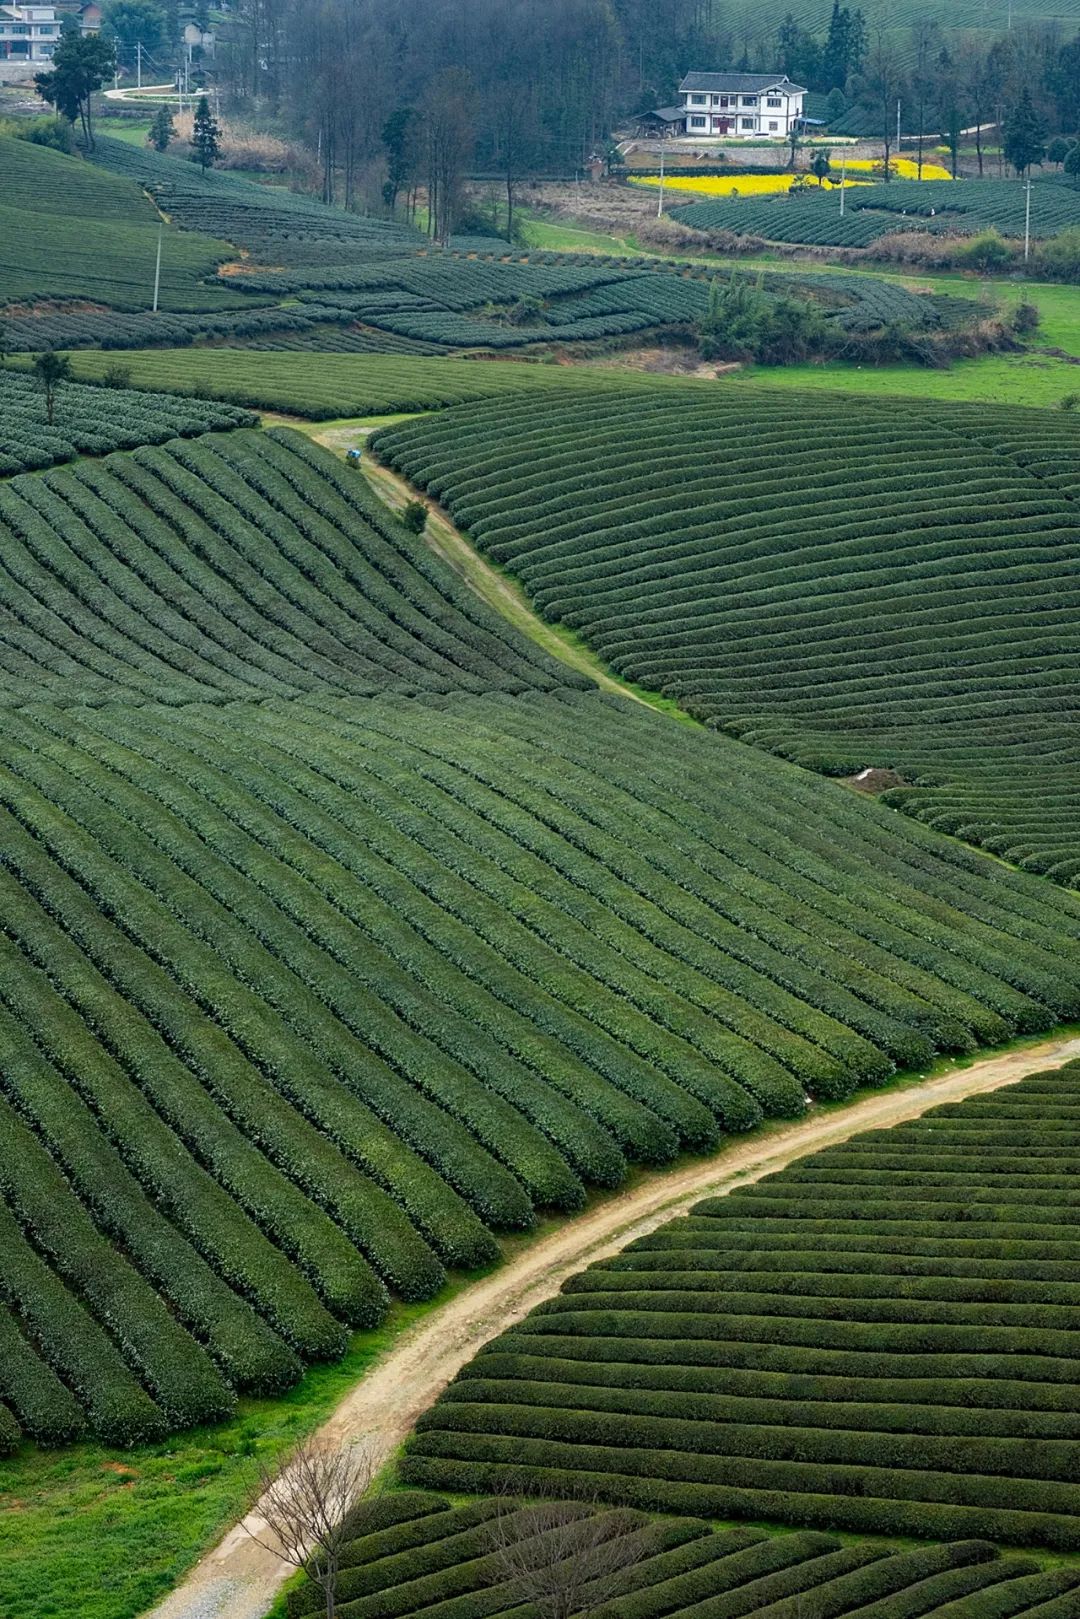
[
  {"left": 0, "top": 3, "right": 63, "bottom": 61},
  {"left": 0, "top": 0, "right": 97, "bottom": 62},
  {"left": 679, "top": 72, "right": 806, "bottom": 138}
]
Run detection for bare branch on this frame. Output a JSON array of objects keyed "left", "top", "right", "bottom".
[
  {"left": 244, "top": 1436, "right": 375, "bottom": 1619},
  {"left": 485, "top": 1489, "right": 653, "bottom": 1619}
]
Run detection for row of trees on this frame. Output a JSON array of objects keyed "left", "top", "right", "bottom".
[
  {"left": 854, "top": 23, "right": 1080, "bottom": 180},
  {"left": 211, "top": 0, "right": 1080, "bottom": 238}
]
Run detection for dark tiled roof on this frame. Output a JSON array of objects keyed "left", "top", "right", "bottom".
[
  {"left": 644, "top": 106, "right": 687, "bottom": 122},
  {"left": 679, "top": 72, "right": 806, "bottom": 94}
]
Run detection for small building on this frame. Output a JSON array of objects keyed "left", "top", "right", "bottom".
[
  {"left": 0, "top": 3, "right": 63, "bottom": 61},
  {"left": 634, "top": 105, "right": 688, "bottom": 139},
  {"left": 678, "top": 72, "right": 806, "bottom": 138}
]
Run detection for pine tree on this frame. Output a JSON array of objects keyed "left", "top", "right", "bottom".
[
  {"left": 149, "top": 103, "right": 174, "bottom": 153},
  {"left": 822, "top": 2, "right": 850, "bottom": 92},
  {"left": 190, "top": 94, "right": 221, "bottom": 175},
  {"left": 1003, "top": 88, "right": 1046, "bottom": 178}
]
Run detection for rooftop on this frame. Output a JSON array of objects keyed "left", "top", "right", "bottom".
[{"left": 679, "top": 72, "right": 807, "bottom": 95}]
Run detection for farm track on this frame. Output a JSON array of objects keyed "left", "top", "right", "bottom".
[
  {"left": 352, "top": 442, "right": 658, "bottom": 708},
  {"left": 145, "top": 1029, "right": 1080, "bottom": 1619}
]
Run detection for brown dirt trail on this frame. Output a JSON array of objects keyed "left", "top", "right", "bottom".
[{"left": 145, "top": 1031, "right": 1080, "bottom": 1619}]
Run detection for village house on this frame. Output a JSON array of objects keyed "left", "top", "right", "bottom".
[
  {"left": 676, "top": 71, "right": 806, "bottom": 138},
  {"left": 0, "top": 0, "right": 97, "bottom": 61}
]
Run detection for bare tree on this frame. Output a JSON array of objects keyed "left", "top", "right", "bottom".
[
  {"left": 861, "top": 31, "right": 904, "bottom": 181},
  {"left": 423, "top": 67, "right": 478, "bottom": 244},
  {"left": 245, "top": 1437, "right": 375, "bottom": 1619},
  {"left": 485, "top": 1495, "right": 652, "bottom": 1619},
  {"left": 908, "top": 18, "right": 940, "bottom": 179}
]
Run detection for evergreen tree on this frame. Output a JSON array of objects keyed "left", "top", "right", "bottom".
[
  {"left": 33, "top": 349, "right": 71, "bottom": 426},
  {"left": 1003, "top": 87, "right": 1046, "bottom": 177},
  {"left": 381, "top": 106, "right": 416, "bottom": 216},
  {"left": 822, "top": 1, "right": 850, "bottom": 91},
  {"left": 190, "top": 94, "right": 221, "bottom": 175},
  {"left": 149, "top": 103, "right": 175, "bottom": 152},
  {"left": 34, "top": 21, "right": 115, "bottom": 149}
]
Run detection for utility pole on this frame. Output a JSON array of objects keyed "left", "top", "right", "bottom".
[
  {"left": 152, "top": 222, "right": 162, "bottom": 312},
  {"left": 839, "top": 156, "right": 846, "bottom": 214},
  {"left": 656, "top": 138, "right": 666, "bottom": 217},
  {"left": 136, "top": 39, "right": 142, "bottom": 89},
  {"left": 1023, "top": 173, "right": 1031, "bottom": 261},
  {"left": 896, "top": 98, "right": 901, "bottom": 154}
]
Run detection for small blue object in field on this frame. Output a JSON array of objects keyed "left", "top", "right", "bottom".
[{"left": 346, "top": 448, "right": 363, "bottom": 464}]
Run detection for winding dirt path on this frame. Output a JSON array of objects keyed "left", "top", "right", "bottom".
[{"left": 146, "top": 1031, "right": 1080, "bottom": 1619}]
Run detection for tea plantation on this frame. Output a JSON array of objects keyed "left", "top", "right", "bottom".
[
  {"left": 0, "top": 133, "right": 978, "bottom": 359},
  {"left": 406, "top": 1063, "right": 1080, "bottom": 1551},
  {"left": 285, "top": 1492, "right": 1080, "bottom": 1619},
  {"left": 1, "top": 425, "right": 1079, "bottom": 1452},
  {"left": 373, "top": 387, "right": 1080, "bottom": 881},
  {"left": 0, "top": 135, "right": 245, "bottom": 312},
  {"left": 0, "top": 371, "right": 255, "bottom": 474},
  {"left": 672, "top": 175, "right": 1080, "bottom": 247}
]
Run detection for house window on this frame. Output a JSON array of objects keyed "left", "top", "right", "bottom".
[
  {"left": 690, "top": 94, "right": 706, "bottom": 104},
  {"left": 767, "top": 97, "right": 782, "bottom": 107},
  {"left": 742, "top": 95, "right": 757, "bottom": 106},
  {"left": 741, "top": 117, "right": 755, "bottom": 129},
  {"left": 768, "top": 120, "right": 778, "bottom": 130},
  {"left": 689, "top": 115, "right": 706, "bottom": 128},
  {"left": 719, "top": 95, "right": 729, "bottom": 106}
]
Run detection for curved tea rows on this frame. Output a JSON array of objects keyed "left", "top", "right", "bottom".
[
  {"left": 0, "top": 372, "right": 255, "bottom": 476},
  {"left": 285, "top": 1492, "right": 1080, "bottom": 1619},
  {"left": 0, "top": 427, "right": 565, "bottom": 707},
  {"left": 1, "top": 689, "right": 1079, "bottom": 1443},
  {"left": 672, "top": 176, "right": 1080, "bottom": 247},
  {"left": 2, "top": 426, "right": 1080, "bottom": 1454},
  {"left": 406, "top": 1062, "right": 1080, "bottom": 1551},
  {"left": 373, "top": 388, "right": 1080, "bottom": 881}
]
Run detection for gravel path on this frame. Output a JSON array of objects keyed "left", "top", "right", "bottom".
[{"left": 144, "top": 1031, "right": 1080, "bottom": 1619}]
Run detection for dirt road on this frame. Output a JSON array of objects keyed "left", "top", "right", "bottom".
[{"left": 145, "top": 1031, "right": 1080, "bottom": 1619}]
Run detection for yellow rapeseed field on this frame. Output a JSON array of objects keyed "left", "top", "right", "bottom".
[{"left": 631, "top": 157, "right": 952, "bottom": 199}]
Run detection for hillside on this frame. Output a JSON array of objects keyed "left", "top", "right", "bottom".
[
  {"left": 670, "top": 176, "right": 1080, "bottom": 249},
  {"left": 373, "top": 388, "right": 1080, "bottom": 882},
  {"left": 0, "top": 136, "right": 244, "bottom": 311},
  {"left": 0, "top": 424, "right": 1078, "bottom": 1454},
  {"left": 408, "top": 1062, "right": 1080, "bottom": 1551}
]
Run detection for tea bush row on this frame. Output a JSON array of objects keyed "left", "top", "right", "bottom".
[
  {"left": 407, "top": 1065, "right": 1080, "bottom": 1549},
  {"left": 286, "top": 1491, "right": 1080, "bottom": 1618},
  {"left": 372, "top": 387, "right": 1080, "bottom": 880},
  {"left": 0, "top": 371, "right": 254, "bottom": 474},
  {"left": 2, "top": 684, "right": 1077, "bottom": 1441}
]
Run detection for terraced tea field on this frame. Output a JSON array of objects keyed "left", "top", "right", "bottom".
[
  {"left": 1, "top": 425, "right": 1078, "bottom": 1456},
  {"left": 51, "top": 349, "right": 711, "bottom": 417},
  {"left": 0, "top": 372, "right": 255, "bottom": 475},
  {"left": 373, "top": 388, "right": 1080, "bottom": 882},
  {"left": 671, "top": 175, "right": 1080, "bottom": 247},
  {"left": 406, "top": 1062, "right": 1080, "bottom": 1551},
  {"left": 0, "top": 136, "right": 244, "bottom": 312},
  {"left": 285, "top": 1491, "right": 1080, "bottom": 1619}
]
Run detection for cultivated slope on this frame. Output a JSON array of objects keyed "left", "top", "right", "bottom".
[
  {"left": 2, "top": 426, "right": 1080, "bottom": 1455},
  {"left": 374, "top": 388, "right": 1080, "bottom": 881},
  {"left": 407, "top": 1062, "right": 1080, "bottom": 1551},
  {"left": 286, "top": 1494, "right": 1080, "bottom": 1619}
]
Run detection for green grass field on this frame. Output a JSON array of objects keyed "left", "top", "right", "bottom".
[{"left": 0, "top": 1301, "right": 441, "bottom": 1619}]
